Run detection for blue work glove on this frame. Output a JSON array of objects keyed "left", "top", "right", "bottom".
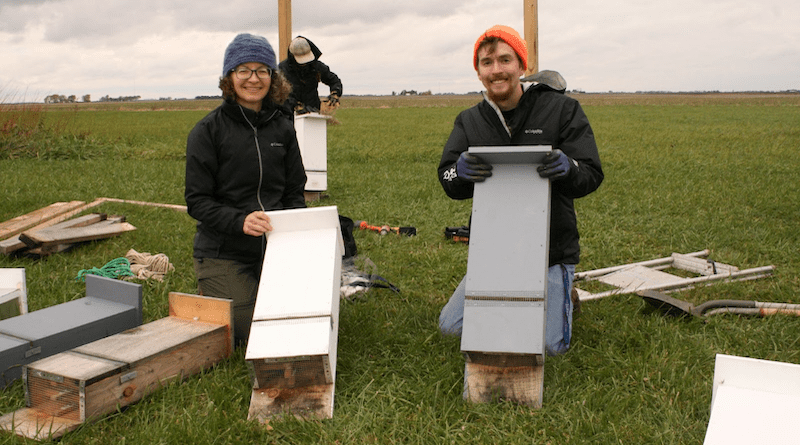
[
  {"left": 456, "top": 152, "right": 493, "bottom": 183},
  {"left": 537, "top": 149, "right": 574, "bottom": 179}
]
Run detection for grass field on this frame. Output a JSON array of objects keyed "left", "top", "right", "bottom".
[{"left": 0, "top": 92, "right": 799, "bottom": 444}]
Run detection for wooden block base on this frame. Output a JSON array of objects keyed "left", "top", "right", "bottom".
[
  {"left": 463, "top": 352, "right": 544, "bottom": 408},
  {"left": 248, "top": 383, "right": 334, "bottom": 422}
]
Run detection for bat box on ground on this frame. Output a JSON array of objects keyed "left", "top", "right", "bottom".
[
  {"left": 246, "top": 206, "right": 344, "bottom": 421},
  {"left": 0, "top": 268, "right": 27, "bottom": 320},
  {"left": 0, "top": 292, "right": 232, "bottom": 441},
  {"left": 460, "top": 145, "right": 551, "bottom": 408},
  {"left": 461, "top": 145, "right": 551, "bottom": 356},
  {"left": 0, "top": 274, "right": 142, "bottom": 389}
]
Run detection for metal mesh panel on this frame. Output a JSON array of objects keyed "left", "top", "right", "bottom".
[
  {"left": 252, "top": 355, "right": 330, "bottom": 389},
  {"left": 27, "top": 370, "right": 82, "bottom": 421}
]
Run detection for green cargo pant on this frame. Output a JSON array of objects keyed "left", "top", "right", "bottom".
[{"left": 193, "top": 257, "right": 260, "bottom": 346}]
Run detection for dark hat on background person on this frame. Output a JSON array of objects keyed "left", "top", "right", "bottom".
[
  {"left": 289, "top": 37, "right": 315, "bottom": 64},
  {"left": 222, "top": 33, "right": 277, "bottom": 77}
]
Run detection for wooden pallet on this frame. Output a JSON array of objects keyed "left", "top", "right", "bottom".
[
  {"left": 574, "top": 250, "right": 775, "bottom": 301},
  {"left": 0, "top": 292, "right": 232, "bottom": 441},
  {"left": 0, "top": 201, "right": 86, "bottom": 241},
  {"left": 1, "top": 198, "right": 186, "bottom": 256}
]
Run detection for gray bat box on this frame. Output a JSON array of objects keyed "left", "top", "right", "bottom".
[
  {"left": 0, "top": 274, "right": 142, "bottom": 388},
  {"left": 461, "top": 145, "right": 551, "bottom": 356}
]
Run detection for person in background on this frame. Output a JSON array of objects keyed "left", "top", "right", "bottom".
[
  {"left": 185, "top": 33, "right": 307, "bottom": 345},
  {"left": 437, "top": 25, "right": 604, "bottom": 356},
  {"left": 279, "top": 36, "right": 343, "bottom": 114}
]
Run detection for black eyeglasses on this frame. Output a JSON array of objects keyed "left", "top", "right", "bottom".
[{"left": 233, "top": 67, "right": 273, "bottom": 80}]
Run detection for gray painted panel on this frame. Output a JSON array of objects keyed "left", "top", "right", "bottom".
[
  {"left": 0, "top": 336, "right": 30, "bottom": 388},
  {"left": 86, "top": 274, "right": 142, "bottom": 325},
  {"left": 462, "top": 146, "right": 550, "bottom": 355},
  {"left": 0, "top": 298, "right": 136, "bottom": 340},
  {"left": 465, "top": 150, "right": 551, "bottom": 299},
  {"left": 461, "top": 300, "right": 545, "bottom": 354}
]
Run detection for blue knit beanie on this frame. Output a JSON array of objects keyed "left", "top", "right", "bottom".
[{"left": 222, "top": 33, "right": 277, "bottom": 78}]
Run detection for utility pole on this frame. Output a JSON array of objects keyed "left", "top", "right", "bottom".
[
  {"left": 278, "top": 0, "right": 292, "bottom": 61},
  {"left": 523, "top": 0, "right": 538, "bottom": 75}
]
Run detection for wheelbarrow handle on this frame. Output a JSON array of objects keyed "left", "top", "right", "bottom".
[{"left": 704, "top": 307, "right": 800, "bottom": 317}]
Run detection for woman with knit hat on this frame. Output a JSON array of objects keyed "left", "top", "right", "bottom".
[
  {"left": 185, "top": 33, "right": 307, "bottom": 345},
  {"left": 437, "top": 25, "right": 604, "bottom": 356}
]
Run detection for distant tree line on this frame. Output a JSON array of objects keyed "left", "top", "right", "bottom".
[
  {"left": 43, "top": 94, "right": 143, "bottom": 103},
  {"left": 98, "top": 95, "right": 141, "bottom": 102},
  {"left": 392, "top": 90, "right": 433, "bottom": 96},
  {"left": 44, "top": 94, "right": 81, "bottom": 104}
]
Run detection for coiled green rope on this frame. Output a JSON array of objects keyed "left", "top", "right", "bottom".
[{"left": 76, "top": 257, "right": 135, "bottom": 281}]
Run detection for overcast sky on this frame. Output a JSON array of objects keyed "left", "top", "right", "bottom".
[{"left": 1, "top": 0, "right": 798, "bottom": 102}]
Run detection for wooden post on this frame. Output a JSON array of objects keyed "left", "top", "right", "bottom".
[
  {"left": 523, "top": 0, "right": 538, "bottom": 76},
  {"left": 278, "top": 0, "right": 292, "bottom": 61}
]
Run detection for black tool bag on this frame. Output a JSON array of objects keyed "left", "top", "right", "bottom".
[{"left": 338, "top": 215, "right": 357, "bottom": 259}]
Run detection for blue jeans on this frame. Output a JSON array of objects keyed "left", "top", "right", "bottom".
[{"left": 439, "top": 264, "right": 575, "bottom": 356}]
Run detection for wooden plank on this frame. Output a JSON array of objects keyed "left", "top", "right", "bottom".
[
  {"left": 0, "top": 407, "right": 81, "bottom": 441},
  {"left": 1, "top": 208, "right": 109, "bottom": 255},
  {"left": 39, "top": 213, "right": 106, "bottom": 230},
  {"left": 99, "top": 198, "right": 187, "bottom": 212},
  {"left": 19, "top": 220, "right": 136, "bottom": 248},
  {"left": 72, "top": 317, "right": 222, "bottom": 365},
  {"left": 248, "top": 384, "right": 334, "bottom": 421},
  {"left": 168, "top": 292, "right": 233, "bottom": 355},
  {"left": 0, "top": 201, "right": 85, "bottom": 241},
  {"left": 464, "top": 353, "right": 544, "bottom": 408},
  {"left": 169, "top": 292, "right": 233, "bottom": 327},
  {"left": 19, "top": 214, "right": 107, "bottom": 256},
  {"left": 1, "top": 197, "right": 185, "bottom": 255}
]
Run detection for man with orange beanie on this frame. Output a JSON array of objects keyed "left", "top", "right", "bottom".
[{"left": 437, "top": 25, "right": 604, "bottom": 355}]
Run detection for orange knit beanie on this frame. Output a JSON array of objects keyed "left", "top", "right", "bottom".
[{"left": 473, "top": 25, "right": 528, "bottom": 71}]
